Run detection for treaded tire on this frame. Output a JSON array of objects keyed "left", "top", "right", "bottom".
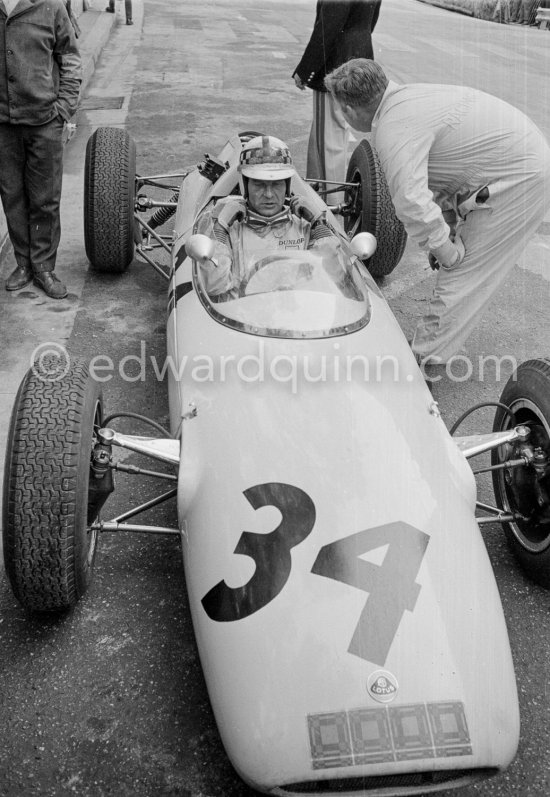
[
  {"left": 84, "top": 126, "right": 136, "bottom": 273},
  {"left": 2, "top": 357, "right": 103, "bottom": 612},
  {"left": 345, "top": 140, "right": 407, "bottom": 278},
  {"left": 492, "top": 358, "right": 550, "bottom": 588}
]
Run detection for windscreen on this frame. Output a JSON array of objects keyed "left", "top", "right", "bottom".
[{"left": 193, "top": 213, "right": 371, "bottom": 339}]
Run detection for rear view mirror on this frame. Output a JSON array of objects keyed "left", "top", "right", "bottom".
[
  {"left": 186, "top": 234, "right": 216, "bottom": 264},
  {"left": 350, "top": 232, "right": 377, "bottom": 261}
]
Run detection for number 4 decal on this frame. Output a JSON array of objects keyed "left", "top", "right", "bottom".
[
  {"left": 201, "top": 484, "right": 429, "bottom": 667},
  {"left": 311, "top": 523, "right": 430, "bottom": 666}
]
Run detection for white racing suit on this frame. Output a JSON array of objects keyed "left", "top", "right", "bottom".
[
  {"left": 372, "top": 81, "right": 550, "bottom": 362},
  {"left": 199, "top": 198, "right": 337, "bottom": 299}
]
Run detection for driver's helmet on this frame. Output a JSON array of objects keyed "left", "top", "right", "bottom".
[{"left": 238, "top": 135, "right": 295, "bottom": 198}]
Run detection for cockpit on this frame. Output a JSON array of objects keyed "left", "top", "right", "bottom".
[{"left": 189, "top": 230, "right": 373, "bottom": 339}]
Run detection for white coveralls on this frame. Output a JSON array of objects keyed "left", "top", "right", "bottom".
[{"left": 372, "top": 81, "right": 550, "bottom": 362}]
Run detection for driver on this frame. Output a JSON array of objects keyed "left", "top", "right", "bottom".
[{"left": 200, "top": 135, "right": 339, "bottom": 297}]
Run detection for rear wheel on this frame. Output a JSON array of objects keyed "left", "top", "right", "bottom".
[
  {"left": 84, "top": 126, "right": 136, "bottom": 273},
  {"left": 344, "top": 140, "right": 407, "bottom": 278},
  {"left": 3, "top": 357, "right": 104, "bottom": 612},
  {"left": 492, "top": 358, "right": 550, "bottom": 588}
]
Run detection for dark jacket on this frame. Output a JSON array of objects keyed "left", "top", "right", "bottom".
[
  {"left": 294, "top": 0, "right": 381, "bottom": 92},
  {"left": 0, "top": 0, "right": 82, "bottom": 125}
]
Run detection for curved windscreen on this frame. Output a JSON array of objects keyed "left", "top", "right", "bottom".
[{"left": 193, "top": 214, "right": 371, "bottom": 339}]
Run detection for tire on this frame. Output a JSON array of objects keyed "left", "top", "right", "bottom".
[
  {"left": 84, "top": 126, "right": 136, "bottom": 273},
  {"left": 2, "top": 357, "right": 104, "bottom": 612},
  {"left": 345, "top": 140, "right": 407, "bottom": 278},
  {"left": 492, "top": 358, "right": 550, "bottom": 588}
]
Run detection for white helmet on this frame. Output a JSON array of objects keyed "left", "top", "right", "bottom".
[{"left": 238, "top": 135, "right": 295, "bottom": 182}]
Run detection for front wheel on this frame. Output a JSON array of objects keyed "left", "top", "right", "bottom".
[
  {"left": 492, "top": 358, "right": 550, "bottom": 588},
  {"left": 2, "top": 357, "right": 105, "bottom": 612},
  {"left": 344, "top": 139, "right": 407, "bottom": 278},
  {"left": 84, "top": 126, "right": 136, "bottom": 273}
]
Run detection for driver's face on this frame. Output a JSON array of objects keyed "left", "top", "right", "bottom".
[{"left": 247, "top": 178, "right": 286, "bottom": 217}]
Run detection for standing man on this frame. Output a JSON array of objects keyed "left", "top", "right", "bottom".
[
  {"left": 0, "top": 0, "right": 82, "bottom": 299},
  {"left": 324, "top": 59, "right": 550, "bottom": 364},
  {"left": 293, "top": 1, "right": 381, "bottom": 203},
  {"left": 106, "top": 0, "right": 133, "bottom": 25}
]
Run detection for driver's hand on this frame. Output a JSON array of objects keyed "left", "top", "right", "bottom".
[
  {"left": 290, "top": 195, "right": 323, "bottom": 225},
  {"left": 217, "top": 201, "right": 245, "bottom": 232}
]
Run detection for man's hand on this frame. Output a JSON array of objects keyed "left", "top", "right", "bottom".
[
  {"left": 429, "top": 235, "right": 465, "bottom": 270},
  {"left": 216, "top": 201, "right": 245, "bottom": 232},
  {"left": 293, "top": 73, "right": 306, "bottom": 90},
  {"left": 290, "top": 195, "right": 323, "bottom": 224}
]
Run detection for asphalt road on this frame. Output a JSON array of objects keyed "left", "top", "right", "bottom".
[{"left": 0, "top": 1, "right": 549, "bottom": 795}]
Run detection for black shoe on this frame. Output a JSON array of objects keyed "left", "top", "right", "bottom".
[
  {"left": 105, "top": 6, "right": 115, "bottom": 12},
  {"left": 6, "top": 264, "right": 33, "bottom": 291},
  {"left": 126, "top": 19, "right": 133, "bottom": 24},
  {"left": 34, "top": 271, "right": 68, "bottom": 299}
]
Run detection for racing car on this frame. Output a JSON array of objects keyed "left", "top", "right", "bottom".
[{"left": 4, "top": 129, "right": 550, "bottom": 797}]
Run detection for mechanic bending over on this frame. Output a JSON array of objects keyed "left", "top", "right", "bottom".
[
  {"left": 325, "top": 59, "right": 550, "bottom": 364},
  {"left": 198, "top": 135, "right": 339, "bottom": 298}
]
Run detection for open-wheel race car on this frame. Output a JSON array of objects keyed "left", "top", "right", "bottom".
[{"left": 4, "top": 129, "right": 550, "bottom": 796}]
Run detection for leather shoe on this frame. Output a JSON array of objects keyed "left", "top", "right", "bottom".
[
  {"left": 6, "top": 264, "right": 33, "bottom": 291},
  {"left": 34, "top": 271, "right": 68, "bottom": 299},
  {"left": 126, "top": 19, "right": 133, "bottom": 25},
  {"left": 105, "top": 6, "right": 115, "bottom": 12}
]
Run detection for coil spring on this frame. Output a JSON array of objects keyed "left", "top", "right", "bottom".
[{"left": 148, "top": 191, "right": 180, "bottom": 229}]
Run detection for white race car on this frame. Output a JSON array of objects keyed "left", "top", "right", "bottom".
[{"left": 4, "top": 130, "right": 550, "bottom": 797}]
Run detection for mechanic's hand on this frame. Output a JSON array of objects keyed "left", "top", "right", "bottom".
[
  {"left": 290, "top": 195, "right": 323, "bottom": 224},
  {"left": 428, "top": 235, "right": 465, "bottom": 270},
  {"left": 216, "top": 201, "right": 245, "bottom": 231},
  {"left": 293, "top": 73, "right": 306, "bottom": 90}
]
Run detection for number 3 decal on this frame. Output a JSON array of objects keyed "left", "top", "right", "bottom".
[
  {"left": 201, "top": 483, "right": 429, "bottom": 666},
  {"left": 201, "top": 483, "right": 316, "bottom": 622}
]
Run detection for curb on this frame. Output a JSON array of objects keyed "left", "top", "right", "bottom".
[{"left": 77, "top": 7, "right": 117, "bottom": 95}]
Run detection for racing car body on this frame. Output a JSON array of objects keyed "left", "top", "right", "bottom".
[
  {"left": 162, "top": 135, "right": 520, "bottom": 793},
  {"left": 10, "top": 129, "right": 550, "bottom": 796}
]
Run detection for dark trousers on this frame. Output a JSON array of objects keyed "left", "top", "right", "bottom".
[
  {"left": 0, "top": 118, "right": 64, "bottom": 274},
  {"left": 108, "top": 0, "right": 132, "bottom": 21}
]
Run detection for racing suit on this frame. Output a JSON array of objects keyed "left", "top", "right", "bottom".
[
  {"left": 201, "top": 199, "right": 338, "bottom": 299},
  {"left": 371, "top": 80, "right": 550, "bottom": 362}
]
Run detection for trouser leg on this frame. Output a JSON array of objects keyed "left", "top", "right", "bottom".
[
  {"left": 0, "top": 124, "right": 32, "bottom": 269},
  {"left": 125, "top": 0, "right": 132, "bottom": 22},
  {"left": 24, "top": 118, "right": 64, "bottom": 274},
  {"left": 412, "top": 162, "right": 550, "bottom": 363},
  {"left": 306, "top": 90, "right": 348, "bottom": 204}
]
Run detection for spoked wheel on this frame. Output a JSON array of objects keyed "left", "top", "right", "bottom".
[
  {"left": 84, "top": 126, "right": 136, "bottom": 273},
  {"left": 3, "top": 356, "right": 106, "bottom": 612},
  {"left": 492, "top": 358, "right": 550, "bottom": 588},
  {"left": 344, "top": 140, "right": 407, "bottom": 278}
]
